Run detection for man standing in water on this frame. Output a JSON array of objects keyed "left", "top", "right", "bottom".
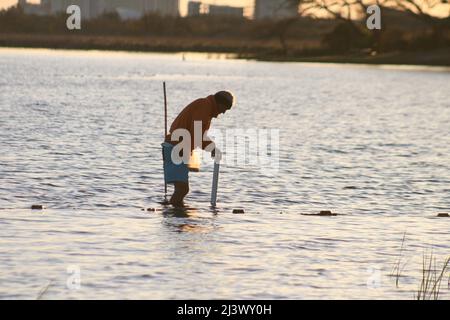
[{"left": 162, "top": 91, "right": 234, "bottom": 207}]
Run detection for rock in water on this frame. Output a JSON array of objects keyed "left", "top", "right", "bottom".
[
  {"left": 31, "top": 205, "right": 44, "bottom": 210},
  {"left": 232, "top": 209, "right": 245, "bottom": 214},
  {"left": 437, "top": 213, "right": 449, "bottom": 217},
  {"left": 302, "top": 210, "right": 337, "bottom": 216},
  {"left": 319, "top": 210, "right": 335, "bottom": 216}
]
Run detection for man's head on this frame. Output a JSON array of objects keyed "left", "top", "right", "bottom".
[{"left": 214, "top": 91, "right": 234, "bottom": 116}]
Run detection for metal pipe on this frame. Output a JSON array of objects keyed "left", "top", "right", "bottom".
[
  {"left": 211, "top": 161, "right": 220, "bottom": 207},
  {"left": 163, "top": 82, "right": 168, "bottom": 198}
]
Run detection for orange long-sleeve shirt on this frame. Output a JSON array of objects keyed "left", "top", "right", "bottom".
[{"left": 167, "top": 95, "right": 219, "bottom": 152}]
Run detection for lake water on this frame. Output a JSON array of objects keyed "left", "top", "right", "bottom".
[{"left": 0, "top": 48, "right": 449, "bottom": 299}]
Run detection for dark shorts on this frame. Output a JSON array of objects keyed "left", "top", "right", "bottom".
[{"left": 162, "top": 142, "right": 189, "bottom": 184}]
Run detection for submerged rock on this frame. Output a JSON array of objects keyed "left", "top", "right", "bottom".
[{"left": 302, "top": 210, "right": 337, "bottom": 216}]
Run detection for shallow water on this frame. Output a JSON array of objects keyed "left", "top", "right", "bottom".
[{"left": 0, "top": 48, "right": 449, "bottom": 299}]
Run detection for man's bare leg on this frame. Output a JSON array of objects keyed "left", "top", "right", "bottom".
[{"left": 170, "top": 182, "right": 189, "bottom": 207}]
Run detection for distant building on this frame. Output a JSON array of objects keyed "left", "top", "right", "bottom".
[
  {"left": 142, "top": 0, "right": 179, "bottom": 16},
  {"left": 254, "top": 0, "right": 298, "bottom": 20},
  {"left": 20, "top": 0, "right": 179, "bottom": 20},
  {"left": 18, "top": 0, "right": 49, "bottom": 16},
  {"left": 98, "top": 0, "right": 141, "bottom": 18},
  {"left": 46, "top": 0, "right": 103, "bottom": 19},
  {"left": 115, "top": 7, "right": 142, "bottom": 20},
  {"left": 107, "top": 0, "right": 180, "bottom": 19},
  {"left": 208, "top": 5, "right": 243, "bottom": 18},
  {"left": 187, "top": 1, "right": 201, "bottom": 16}
]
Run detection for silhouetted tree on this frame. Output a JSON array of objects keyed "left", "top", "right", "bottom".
[{"left": 393, "top": 0, "right": 450, "bottom": 46}]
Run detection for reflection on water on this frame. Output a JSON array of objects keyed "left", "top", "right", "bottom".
[
  {"left": 161, "top": 206, "right": 215, "bottom": 233},
  {"left": 0, "top": 48, "right": 449, "bottom": 299}
]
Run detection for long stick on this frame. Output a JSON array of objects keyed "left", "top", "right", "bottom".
[
  {"left": 163, "top": 82, "right": 168, "bottom": 198},
  {"left": 163, "top": 82, "right": 168, "bottom": 138},
  {"left": 211, "top": 161, "right": 220, "bottom": 207}
]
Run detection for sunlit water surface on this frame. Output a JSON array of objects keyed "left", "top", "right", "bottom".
[{"left": 0, "top": 48, "right": 449, "bottom": 299}]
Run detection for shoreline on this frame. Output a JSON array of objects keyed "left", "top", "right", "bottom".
[
  {"left": 242, "top": 49, "right": 450, "bottom": 67},
  {"left": 1, "top": 33, "right": 450, "bottom": 68}
]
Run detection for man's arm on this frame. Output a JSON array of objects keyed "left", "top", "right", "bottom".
[
  {"left": 199, "top": 119, "right": 222, "bottom": 160},
  {"left": 190, "top": 102, "right": 220, "bottom": 159},
  {"left": 202, "top": 119, "right": 213, "bottom": 150}
]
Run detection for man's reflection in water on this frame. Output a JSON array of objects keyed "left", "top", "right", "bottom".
[{"left": 161, "top": 206, "right": 219, "bottom": 234}]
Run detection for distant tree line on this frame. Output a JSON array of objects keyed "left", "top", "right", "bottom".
[
  {"left": 0, "top": 2, "right": 449, "bottom": 56},
  {"left": 286, "top": 0, "right": 450, "bottom": 53}
]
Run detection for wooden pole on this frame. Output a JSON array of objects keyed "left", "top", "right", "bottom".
[
  {"left": 163, "top": 82, "right": 168, "bottom": 138},
  {"left": 163, "top": 82, "right": 168, "bottom": 198}
]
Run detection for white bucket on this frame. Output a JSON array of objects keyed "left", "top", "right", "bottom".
[{"left": 188, "top": 149, "right": 201, "bottom": 172}]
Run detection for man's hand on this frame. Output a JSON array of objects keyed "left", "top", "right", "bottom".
[{"left": 211, "top": 148, "right": 222, "bottom": 161}]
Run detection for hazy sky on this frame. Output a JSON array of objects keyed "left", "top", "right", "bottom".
[
  {"left": 1, "top": 0, "right": 448, "bottom": 17},
  {"left": 0, "top": 0, "right": 255, "bottom": 15}
]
